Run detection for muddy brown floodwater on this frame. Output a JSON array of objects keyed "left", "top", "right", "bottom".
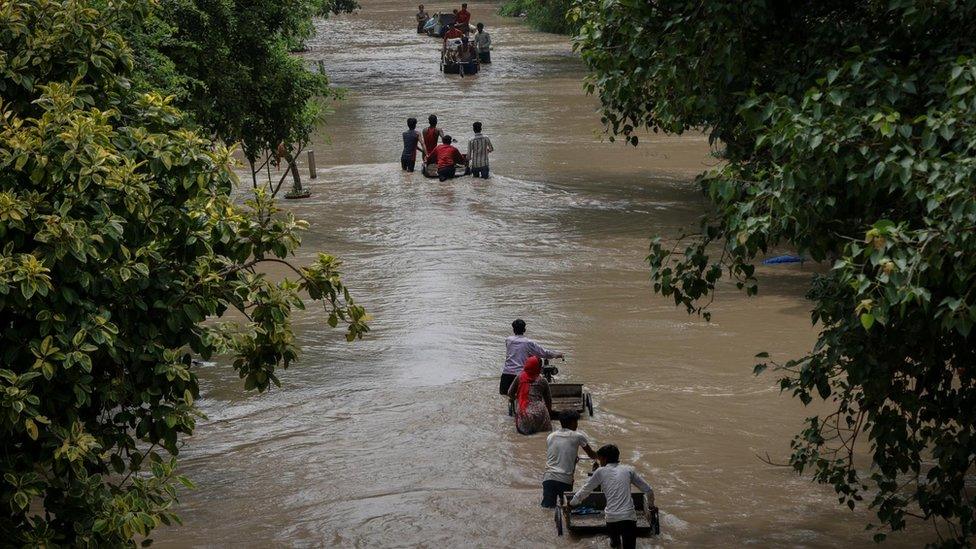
[{"left": 155, "top": 1, "right": 933, "bottom": 547}]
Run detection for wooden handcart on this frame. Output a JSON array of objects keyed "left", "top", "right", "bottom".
[{"left": 555, "top": 492, "right": 660, "bottom": 537}]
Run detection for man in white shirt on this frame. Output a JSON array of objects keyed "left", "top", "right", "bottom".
[
  {"left": 467, "top": 121, "right": 493, "bottom": 179},
  {"left": 542, "top": 411, "right": 597, "bottom": 508},
  {"left": 569, "top": 444, "right": 654, "bottom": 549},
  {"left": 500, "top": 318, "right": 563, "bottom": 394},
  {"left": 473, "top": 22, "right": 491, "bottom": 63}
]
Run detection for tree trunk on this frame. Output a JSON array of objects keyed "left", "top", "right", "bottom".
[
  {"left": 285, "top": 153, "right": 303, "bottom": 192},
  {"left": 248, "top": 157, "right": 258, "bottom": 189}
]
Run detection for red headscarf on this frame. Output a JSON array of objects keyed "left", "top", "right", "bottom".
[{"left": 517, "top": 356, "right": 542, "bottom": 414}]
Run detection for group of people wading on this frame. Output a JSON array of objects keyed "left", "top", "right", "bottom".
[
  {"left": 417, "top": 3, "right": 492, "bottom": 75},
  {"left": 400, "top": 114, "right": 493, "bottom": 181},
  {"left": 502, "top": 319, "right": 656, "bottom": 549}
]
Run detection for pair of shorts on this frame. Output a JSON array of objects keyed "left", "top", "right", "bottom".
[
  {"left": 401, "top": 157, "right": 416, "bottom": 171},
  {"left": 499, "top": 373, "right": 516, "bottom": 395},
  {"left": 471, "top": 165, "right": 489, "bottom": 178},
  {"left": 541, "top": 480, "right": 572, "bottom": 508}
]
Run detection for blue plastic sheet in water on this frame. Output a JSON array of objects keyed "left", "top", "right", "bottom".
[{"left": 762, "top": 255, "right": 805, "bottom": 265}]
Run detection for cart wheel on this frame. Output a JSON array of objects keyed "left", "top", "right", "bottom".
[
  {"left": 554, "top": 506, "right": 563, "bottom": 536},
  {"left": 586, "top": 393, "right": 594, "bottom": 417},
  {"left": 508, "top": 399, "right": 514, "bottom": 417}
]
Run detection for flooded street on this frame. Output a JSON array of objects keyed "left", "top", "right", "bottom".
[{"left": 156, "top": 1, "right": 929, "bottom": 547}]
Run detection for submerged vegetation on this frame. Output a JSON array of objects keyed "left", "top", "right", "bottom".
[
  {"left": 0, "top": 0, "right": 364, "bottom": 545},
  {"left": 573, "top": 0, "right": 976, "bottom": 545}
]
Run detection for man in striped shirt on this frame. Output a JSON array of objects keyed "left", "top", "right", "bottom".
[{"left": 467, "top": 121, "right": 493, "bottom": 178}]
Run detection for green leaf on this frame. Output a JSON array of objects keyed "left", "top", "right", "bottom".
[
  {"left": 13, "top": 491, "right": 29, "bottom": 510},
  {"left": 860, "top": 313, "right": 875, "bottom": 330}
]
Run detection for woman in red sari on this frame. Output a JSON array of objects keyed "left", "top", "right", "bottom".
[{"left": 506, "top": 356, "right": 553, "bottom": 435}]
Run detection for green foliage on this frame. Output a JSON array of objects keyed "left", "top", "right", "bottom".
[
  {"left": 141, "top": 0, "right": 326, "bottom": 163},
  {"left": 0, "top": 0, "right": 367, "bottom": 544},
  {"left": 573, "top": 0, "right": 976, "bottom": 545},
  {"left": 499, "top": 0, "right": 579, "bottom": 35},
  {"left": 122, "top": 0, "right": 357, "bottom": 185},
  {"left": 498, "top": 0, "right": 529, "bottom": 17}
]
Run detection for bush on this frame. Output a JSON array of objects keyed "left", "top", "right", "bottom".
[{"left": 498, "top": 0, "right": 579, "bottom": 35}]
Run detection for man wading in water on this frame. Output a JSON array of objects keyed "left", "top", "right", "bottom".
[
  {"left": 416, "top": 4, "right": 429, "bottom": 33},
  {"left": 422, "top": 115, "right": 444, "bottom": 162},
  {"left": 455, "top": 2, "right": 471, "bottom": 33},
  {"left": 569, "top": 444, "right": 655, "bottom": 549},
  {"left": 400, "top": 117, "right": 425, "bottom": 172},
  {"left": 500, "top": 319, "right": 563, "bottom": 394},
  {"left": 427, "top": 135, "right": 464, "bottom": 181},
  {"left": 542, "top": 410, "right": 597, "bottom": 507},
  {"left": 467, "top": 121, "right": 493, "bottom": 178},
  {"left": 473, "top": 22, "right": 491, "bottom": 63}
]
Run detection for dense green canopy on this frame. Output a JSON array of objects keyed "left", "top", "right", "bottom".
[
  {"left": 572, "top": 0, "right": 976, "bottom": 545},
  {"left": 0, "top": 0, "right": 366, "bottom": 544},
  {"left": 126, "top": 0, "right": 357, "bottom": 184}
]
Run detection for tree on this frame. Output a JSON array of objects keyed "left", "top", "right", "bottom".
[
  {"left": 499, "top": 0, "right": 581, "bottom": 35},
  {"left": 0, "top": 0, "right": 367, "bottom": 544},
  {"left": 126, "top": 0, "right": 357, "bottom": 192},
  {"left": 571, "top": 0, "right": 976, "bottom": 545}
]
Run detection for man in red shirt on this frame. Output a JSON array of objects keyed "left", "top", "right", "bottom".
[
  {"left": 443, "top": 24, "right": 463, "bottom": 41},
  {"left": 454, "top": 4, "right": 471, "bottom": 34},
  {"left": 428, "top": 135, "right": 465, "bottom": 181},
  {"left": 455, "top": 3, "right": 471, "bottom": 32}
]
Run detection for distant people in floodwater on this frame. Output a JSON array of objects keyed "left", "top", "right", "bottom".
[
  {"left": 467, "top": 121, "right": 493, "bottom": 178},
  {"left": 400, "top": 117, "right": 424, "bottom": 172},
  {"left": 507, "top": 356, "right": 553, "bottom": 435},
  {"left": 473, "top": 23, "right": 491, "bottom": 63},
  {"left": 402, "top": 116, "right": 495, "bottom": 179},
  {"left": 423, "top": 115, "right": 444, "bottom": 156},
  {"left": 428, "top": 135, "right": 465, "bottom": 181},
  {"left": 456, "top": 2, "right": 471, "bottom": 32},
  {"left": 416, "top": 4, "right": 429, "bottom": 33},
  {"left": 569, "top": 444, "right": 655, "bottom": 549},
  {"left": 457, "top": 36, "right": 478, "bottom": 73},
  {"left": 542, "top": 410, "right": 597, "bottom": 508},
  {"left": 501, "top": 318, "right": 563, "bottom": 394},
  {"left": 444, "top": 21, "right": 464, "bottom": 41}
]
